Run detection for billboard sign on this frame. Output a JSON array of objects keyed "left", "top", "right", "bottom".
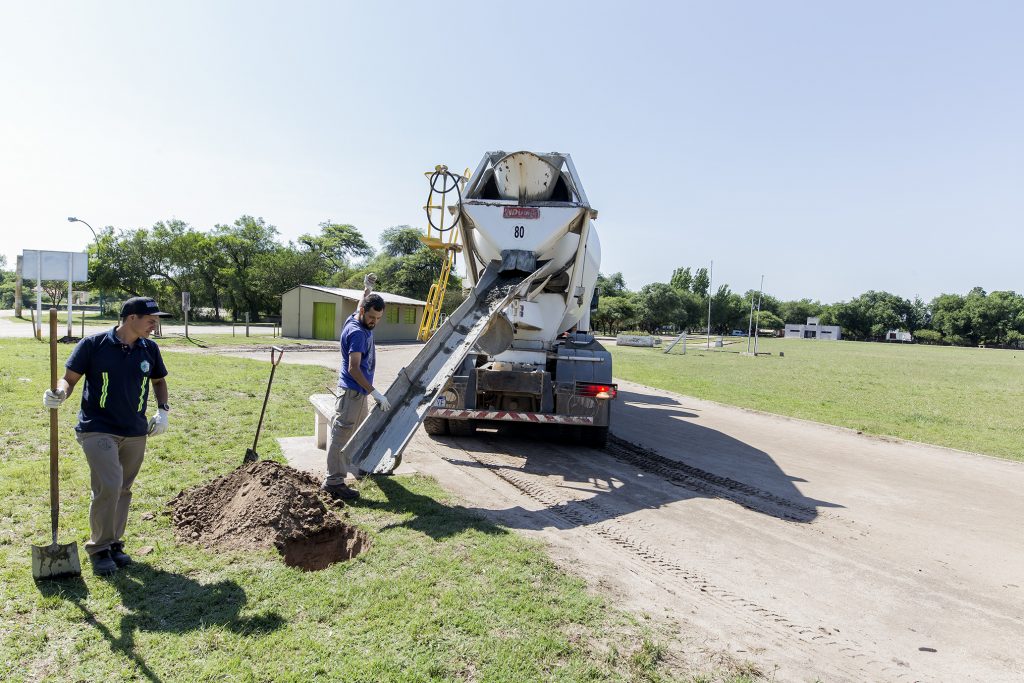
[{"left": 21, "top": 250, "right": 89, "bottom": 281}]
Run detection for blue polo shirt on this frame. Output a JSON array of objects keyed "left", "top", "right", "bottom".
[
  {"left": 65, "top": 327, "right": 168, "bottom": 437},
  {"left": 338, "top": 313, "right": 375, "bottom": 394}
]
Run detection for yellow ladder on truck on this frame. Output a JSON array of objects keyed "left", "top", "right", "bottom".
[{"left": 417, "top": 165, "right": 466, "bottom": 342}]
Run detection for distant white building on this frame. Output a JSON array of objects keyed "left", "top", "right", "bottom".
[
  {"left": 784, "top": 316, "right": 842, "bottom": 341},
  {"left": 886, "top": 330, "right": 912, "bottom": 342}
]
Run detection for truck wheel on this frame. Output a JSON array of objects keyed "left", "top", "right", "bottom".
[
  {"left": 582, "top": 426, "right": 609, "bottom": 449},
  {"left": 449, "top": 419, "right": 475, "bottom": 436},
  {"left": 423, "top": 417, "right": 448, "bottom": 436}
]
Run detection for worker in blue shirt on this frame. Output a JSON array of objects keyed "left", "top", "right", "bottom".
[
  {"left": 43, "top": 297, "right": 171, "bottom": 576},
  {"left": 322, "top": 274, "right": 391, "bottom": 501}
]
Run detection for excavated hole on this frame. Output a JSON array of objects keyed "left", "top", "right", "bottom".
[
  {"left": 169, "top": 460, "right": 373, "bottom": 571},
  {"left": 280, "top": 525, "right": 371, "bottom": 571}
]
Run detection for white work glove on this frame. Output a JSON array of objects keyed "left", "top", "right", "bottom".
[
  {"left": 363, "top": 273, "right": 377, "bottom": 290},
  {"left": 43, "top": 388, "right": 67, "bottom": 409},
  {"left": 370, "top": 389, "right": 391, "bottom": 412},
  {"left": 148, "top": 408, "right": 170, "bottom": 436}
]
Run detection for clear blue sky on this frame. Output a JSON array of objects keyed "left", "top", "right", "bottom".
[{"left": 1, "top": 1, "right": 1020, "bottom": 303}]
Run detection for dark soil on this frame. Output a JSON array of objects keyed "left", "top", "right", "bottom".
[{"left": 168, "top": 460, "right": 369, "bottom": 570}]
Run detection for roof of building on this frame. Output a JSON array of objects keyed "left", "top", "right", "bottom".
[{"left": 294, "top": 285, "right": 428, "bottom": 307}]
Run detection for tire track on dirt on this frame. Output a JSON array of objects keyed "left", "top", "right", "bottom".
[{"left": 444, "top": 436, "right": 909, "bottom": 682}]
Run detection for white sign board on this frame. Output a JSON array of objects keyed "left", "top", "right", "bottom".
[
  {"left": 22, "top": 250, "right": 89, "bottom": 281},
  {"left": 182, "top": 292, "right": 191, "bottom": 311}
]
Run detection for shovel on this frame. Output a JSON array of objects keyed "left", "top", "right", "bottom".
[
  {"left": 243, "top": 346, "right": 284, "bottom": 464},
  {"left": 32, "top": 308, "right": 82, "bottom": 580}
]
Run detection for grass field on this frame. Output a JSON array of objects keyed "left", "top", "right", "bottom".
[
  {"left": 0, "top": 338, "right": 756, "bottom": 683},
  {"left": 610, "top": 337, "right": 1024, "bottom": 461}
]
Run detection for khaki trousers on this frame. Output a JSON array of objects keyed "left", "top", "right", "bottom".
[
  {"left": 76, "top": 431, "right": 147, "bottom": 556},
  {"left": 324, "top": 389, "right": 368, "bottom": 486}
]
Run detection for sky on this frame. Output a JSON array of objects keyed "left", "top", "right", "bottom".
[{"left": 1, "top": 1, "right": 1020, "bottom": 303}]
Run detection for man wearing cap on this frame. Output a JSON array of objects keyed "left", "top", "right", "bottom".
[{"left": 42, "top": 297, "right": 171, "bottom": 576}]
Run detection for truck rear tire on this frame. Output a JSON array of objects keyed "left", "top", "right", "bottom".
[
  {"left": 423, "top": 417, "right": 448, "bottom": 436},
  {"left": 582, "top": 426, "right": 609, "bottom": 449}
]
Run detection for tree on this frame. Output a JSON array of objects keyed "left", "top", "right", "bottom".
[
  {"left": 379, "top": 225, "right": 424, "bottom": 257},
  {"left": 779, "top": 299, "right": 823, "bottom": 325},
  {"left": 299, "top": 222, "right": 373, "bottom": 270},
  {"left": 669, "top": 267, "right": 692, "bottom": 292},
  {"left": 635, "top": 283, "right": 681, "bottom": 332},
  {"left": 596, "top": 272, "right": 627, "bottom": 298},
  {"left": 594, "top": 295, "right": 636, "bottom": 335},
  {"left": 214, "top": 216, "right": 282, "bottom": 320},
  {"left": 709, "top": 285, "right": 747, "bottom": 333},
  {"left": 753, "top": 310, "right": 784, "bottom": 332},
  {"left": 692, "top": 268, "right": 710, "bottom": 297}
]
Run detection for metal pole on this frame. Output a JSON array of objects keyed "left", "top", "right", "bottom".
[
  {"left": 36, "top": 251, "right": 43, "bottom": 340},
  {"left": 67, "top": 253, "right": 74, "bottom": 338},
  {"left": 706, "top": 260, "right": 713, "bottom": 348},
  {"left": 14, "top": 255, "right": 23, "bottom": 318},
  {"left": 746, "top": 288, "right": 756, "bottom": 354},
  {"left": 753, "top": 275, "right": 764, "bottom": 355},
  {"left": 245, "top": 312, "right": 250, "bottom": 337}
]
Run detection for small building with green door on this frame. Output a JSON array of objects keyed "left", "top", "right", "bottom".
[{"left": 280, "top": 285, "right": 428, "bottom": 342}]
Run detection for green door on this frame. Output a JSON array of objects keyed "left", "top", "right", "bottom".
[{"left": 312, "top": 302, "right": 336, "bottom": 340}]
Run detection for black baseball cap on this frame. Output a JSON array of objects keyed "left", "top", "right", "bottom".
[{"left": 120, "top": 297, "right": 171, "bottom": 318}]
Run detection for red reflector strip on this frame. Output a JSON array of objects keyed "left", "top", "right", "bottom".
[{"left": 575, "top": 383, "right": 617, "bottom": 398}]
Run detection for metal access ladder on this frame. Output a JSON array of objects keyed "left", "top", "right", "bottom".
[{"left": 347, "top": 261, "right": 542, "bottom": 474}]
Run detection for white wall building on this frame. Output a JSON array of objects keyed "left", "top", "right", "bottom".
[
  {"left": 281, "top": 285, "right": 427, "bottom": 342},
  {"left": 784, "top": 316, "right": 842, "bottom": 341}
]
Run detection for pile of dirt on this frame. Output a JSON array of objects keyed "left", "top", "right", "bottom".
[{"left": 168, "top": 461, "right": 369, "bottom": 571}]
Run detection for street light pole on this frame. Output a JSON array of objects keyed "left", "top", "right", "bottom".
[{"left": 67, "top": 217, "right": 103, "bottom": 319}]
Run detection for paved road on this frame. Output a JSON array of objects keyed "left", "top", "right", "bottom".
[{"left": 180, "top": 343, "right": 1024, "bottom": 680}]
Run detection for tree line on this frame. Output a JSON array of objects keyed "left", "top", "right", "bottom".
[
  {"left": 0, "top": 218, "right": 463, "bottom": 321},
  {"left": 592, "top": 267, "right": 1024, "bottom": 348}
]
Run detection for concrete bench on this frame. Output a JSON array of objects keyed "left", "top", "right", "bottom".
[{"left": 310, "top": 393, "right": 336, "bottom": 449}]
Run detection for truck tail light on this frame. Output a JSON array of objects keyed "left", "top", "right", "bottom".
[{"left": 576, "top": 383, "right": 617, "bottom": 399}]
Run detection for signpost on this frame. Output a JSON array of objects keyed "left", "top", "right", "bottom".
[
  {"left": 182, "top": 292, "right": 191, "bottom": 339},
  {"left": 22, "top": 250, "right": 89, "bottom": 339}
]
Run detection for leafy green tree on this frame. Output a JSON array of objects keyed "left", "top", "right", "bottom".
[
  {"left": 692, "top": 268, "right": 710, "bottom": 297},
  {"left": 299, "top": 222, "right": 373, "bottom": 270},
  {"left": 753, "top": 310, "right": 784, "bottom": 331},
  {"left": 669, "top": 267, "right": 692, "bottom": 292},
  {"left": 379, "top": 225, "right": 424, "bottom": 257},
  {"left": 594, "top": 295, "right": 636, "bottom": 335},
  {"left": 635, "top": 283, "right": 681, "bottom": 332},
  {"left": 213, "top": 216, "right": 282, "bottom": 320},
  {"left": 596, "top": 272, "right": 627, "bottom": 298},
  {"left": 779, "top": 299, "right": 824, "bottom": 324}
]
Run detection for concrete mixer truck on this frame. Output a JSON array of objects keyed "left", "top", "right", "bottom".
[
  {"left": 422, "top": 151, "right": 616, "bottom": 447},
  {"left": 344, "top": 151, "right": 616, "bottom": 474}
]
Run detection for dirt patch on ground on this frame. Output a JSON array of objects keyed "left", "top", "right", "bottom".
[{"left": 168, "top": 460, "right": 369, "bottom": 570}]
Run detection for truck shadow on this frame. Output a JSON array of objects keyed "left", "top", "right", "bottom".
[{"left": 431, "top": 387, "right": 842, "bottom": 531}]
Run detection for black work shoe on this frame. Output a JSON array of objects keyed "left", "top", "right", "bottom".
[
  {"left": 322, "top": 483, "right": 360, "bottom": 501},
  {"left": 109, "top": 542, "right": 133, "bottom": 568},
  {"left": 90, "top": 550, "right": 118, "bottom": 576}
]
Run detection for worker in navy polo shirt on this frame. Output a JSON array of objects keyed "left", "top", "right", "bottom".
[
  {"left": 322, "top": 273, "right": 391, "bottom": 501},
  {"left": 42, "top": 296, "right": 171, "bottom": 576}
]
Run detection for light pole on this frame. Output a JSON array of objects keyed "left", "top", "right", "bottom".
[{"left": 67, "top": 217, "right": 103, "bottom": 317}]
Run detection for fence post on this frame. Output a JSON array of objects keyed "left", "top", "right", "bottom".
[{"left": 245, "top": 312, "right": 250, "bottom": 337}]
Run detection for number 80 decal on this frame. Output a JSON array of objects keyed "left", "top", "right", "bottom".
[{"left": 513, "top": 225, "right": 525, "bottom": 239}]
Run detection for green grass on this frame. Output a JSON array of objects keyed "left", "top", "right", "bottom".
[
  {"left": 0, "top": 338, "right": 711, "bottom": 683},
  {"left": 153, "top": 334, "right": 324, "bottom": 350},
  {"left": 610, "top": 337, "right": 1024, "bottom": 460}
]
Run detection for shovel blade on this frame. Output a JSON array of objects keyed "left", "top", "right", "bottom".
[
  {"left": 243, "top": 448, "right": 259, "bottom": 464},
  {"left": 32, "top": 542, "right": 82, "bottom": 580}
]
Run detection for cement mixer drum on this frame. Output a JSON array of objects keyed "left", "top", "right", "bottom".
[{"left": 493, "top": 151, "right": 561, "bottom": 202}]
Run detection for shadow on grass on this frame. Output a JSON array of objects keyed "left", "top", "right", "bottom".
[
  {"left": 36, "top": 564, "right": 283, "bottom": 683},
  {"left": 360, "top": 476, "right": 510, "bottom": 541}
]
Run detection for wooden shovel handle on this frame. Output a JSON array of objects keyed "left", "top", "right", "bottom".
[{"left": 49, "top": 308, "right": 59, "bottom": 544}]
